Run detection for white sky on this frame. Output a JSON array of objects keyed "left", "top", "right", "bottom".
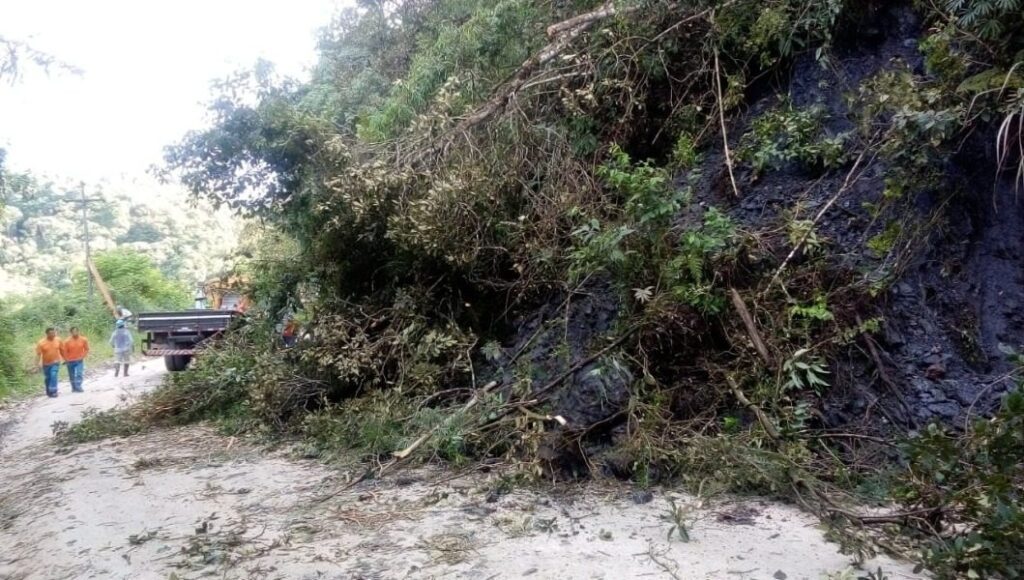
[{"left": 0, "top": 1, "right": 344, "bottom": 184}]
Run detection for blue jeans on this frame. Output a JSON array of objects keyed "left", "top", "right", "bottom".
[
  {"left": 66, "top": 360, "right": 85, "bottom": 392},
  {"left": 43, "top": 363, "right": 60, "bottom": 396}
]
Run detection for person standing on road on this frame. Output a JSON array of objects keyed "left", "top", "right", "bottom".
[
  {"left": 109, "top": 320, "right": 134, "bottom": 377},
  {"left": 35, "top": 327, "right": 63, "bottom": 398},
  {"left": 61, "top": 326, "right": 90, "bottom": 393}
]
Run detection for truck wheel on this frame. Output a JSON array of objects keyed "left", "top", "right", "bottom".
[{"left": 164, "top": 355, "right": 192, "bottom": 372}]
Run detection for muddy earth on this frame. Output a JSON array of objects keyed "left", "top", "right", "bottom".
[{"left": 0, "top": 360, "right": 925, "bottom": 579}]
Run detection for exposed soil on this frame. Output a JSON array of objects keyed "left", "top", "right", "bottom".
[
  {"left": 0, "top": 361, "right": 926, "bottom": 579},
  {"left": 501, "top": 2, "right": 1023, "bottom": 439}
]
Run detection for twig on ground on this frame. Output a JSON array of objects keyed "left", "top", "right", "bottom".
[{"left": 647, "top": 544, "right": 684, "bottom": 580}]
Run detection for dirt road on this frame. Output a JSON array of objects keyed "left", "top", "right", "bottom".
[{"left": 0, "top": 362, "right": 927, "bottom": 580}]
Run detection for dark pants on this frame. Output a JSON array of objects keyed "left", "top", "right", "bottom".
[
  {"left": 283, "top": 334, "right": 297, "bottom": 348},
  {"left": 66, "top": 360, "right": 85, "bottom": 392},
  {"left": 43, "top": 363, "right": 60, "bottom": 396}
]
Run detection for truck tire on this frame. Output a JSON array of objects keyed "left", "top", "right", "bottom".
[{"left": 164, "top": 354, "right": 192, "bottom": 372}]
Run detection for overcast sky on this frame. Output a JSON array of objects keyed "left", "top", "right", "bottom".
[{"left": 0, "top": 1, "right": 343, "bottom": 183}]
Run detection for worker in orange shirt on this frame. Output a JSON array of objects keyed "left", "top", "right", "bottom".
[
  {"left": 61, "top": 326, "right": 90, "bottom": 393},
  {"left": 35, "top": 327, "right": 63, "bottom": 398}
]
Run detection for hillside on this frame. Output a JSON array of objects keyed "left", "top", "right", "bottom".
[
  {"left": 58, "top": 0, "right": 1024, "bottom": 576},
  {"left": 0, "top": 170, "right": 238, "bottom": 298}
]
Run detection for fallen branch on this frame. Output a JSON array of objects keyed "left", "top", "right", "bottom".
[
  {"left": 729, "top": 288, "right": 772, "bottom": 367},
  {"left": 314, "top": 379, "right": 502, "bottom": 503},
  {"left": 395, "top": 379, "right": 501, "bottom": 459},
  {"left": 725, "top": 374, "right": 781, "bottom": 441},
  {"left": 826, "top": 504, "right": 943, "bottom": 526},
  {"left": 545, "top": 1, "right": 618, "bottom": 37}
]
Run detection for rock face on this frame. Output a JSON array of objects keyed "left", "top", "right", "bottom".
[{"left": 495, "top": 2, "right": 1020, "bottom": 442}]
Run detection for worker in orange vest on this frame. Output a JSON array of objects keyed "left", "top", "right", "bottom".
[
  {"left": 35, "top": 327, "right": 63, "bottom": 398},
  {"left": 61, "top": 326, "right": 90, "bottom": 393}
]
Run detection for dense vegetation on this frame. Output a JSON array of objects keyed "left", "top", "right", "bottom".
[{"left": 69, "top": 0, "right": 1024, "bottom": 576}]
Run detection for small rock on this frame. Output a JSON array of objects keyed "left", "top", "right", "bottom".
[
  {"left": 882, "top": 323, "right": 905, "bottom": 348},
  {"left": 630, "top": 490, "right": 654, "bottom": 505},
  {"left": 774, "top": 571, "right": 788, "bottom": 580},
  {"left": 924, "top": 362, "right": 946, "bottom": 381},
  {"left": 953, "top": 388, "right": 976, "bottom": 406},
  {"left": 927, "top": 401, "right": 959, "bottom": 420}
]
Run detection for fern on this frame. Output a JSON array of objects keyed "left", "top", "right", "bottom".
[{"left": 946, "top": 0, "right": 1022, "bottom": 40}]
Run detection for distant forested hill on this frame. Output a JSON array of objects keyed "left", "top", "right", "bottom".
[{"left": 0, "top": 170, "right": 238, "bottom": 297}]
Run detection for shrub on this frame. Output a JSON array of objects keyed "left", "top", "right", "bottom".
[{"left": 897, "top": 391, "right": 1024, "bottom": 579}]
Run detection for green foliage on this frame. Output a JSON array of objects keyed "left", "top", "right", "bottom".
[
  {"left": 665, "top": 207, "right": 736, "bottom": 314},
  {"left": 897, "top": 391, "right": 1024, "bottom": 579},
  {"left": 0, "top": 302, "right": 27, "bottom": 397},
  {"left": 866, "top": 221, "right": 902, "bottom": 257},
  {"left": 358, "top": 0, "right": 543, "bottom": 142},
  {"left": 856, "top": 69, "right": 963, "bottom": 168},
  {"left": 717, "top": 0, "right": 844, "bottom": 69},
  {"left": 142, "top": 4, "right": 1024, "bottom": 574},
  {"left": 117, "top": 223, "right": 163, "bottom": 244},
  {"left": 569, "top": 145, "right": 684, "bottom": 285},
  {"left": 601, "top": 145, "right": 678, "bottom": 230},
  {"left": 945, "top": 0, "right": 1024, "bottom": 43},
  {"left": 789, "top": 294, "right": 834, "bottom": 327},
  {"left": 53, "top": 407, "right": 145, "bottom": 444},
  {"left": 738, "top": 102, "right": 849, "bottom": 176},
  {"left": 0, "top": 167, "right": 235, "bottom": 297},
  {"left": 88, "top": 249, "right": 189, "bottom": 312},
  {"left": 919, "top": 27, "right": 969, "bottom": 84},
  {"left": 568, "top": 220, "right": 636, "bottom": 283},
  {"left": 303, "top": 391, "right": 413, "bottom": 458},
  {"left": 670, "top": 132, "right": 700, "bottom": 170},
  {"left": 782, "top": 348, "right": 830, "bottom": 393}
]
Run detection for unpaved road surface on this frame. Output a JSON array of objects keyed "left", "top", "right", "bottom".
[{"left": 1, "top": 362, "right": 927, "bottom": 579}]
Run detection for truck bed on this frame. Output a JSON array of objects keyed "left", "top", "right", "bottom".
[{"left": 137, "top": 310, "right": 239, "bottom": 334}]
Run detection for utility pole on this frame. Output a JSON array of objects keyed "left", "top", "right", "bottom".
[
  {"left": 68, "top": 182, "right": 103, "bottom": 301},
  {"left": 81, "top": 182, "right": 92, "bottom": 300}
]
